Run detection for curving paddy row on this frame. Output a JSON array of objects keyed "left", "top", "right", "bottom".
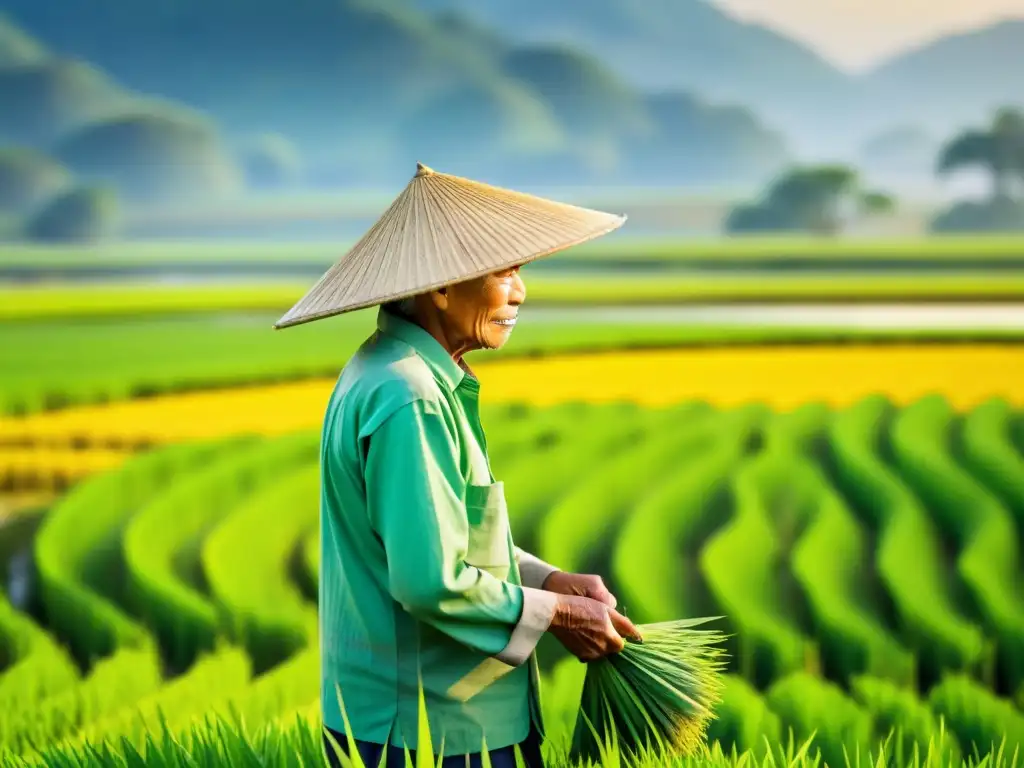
[{"left": 1, "top": 393, "right": 1024, "bottom": 765}]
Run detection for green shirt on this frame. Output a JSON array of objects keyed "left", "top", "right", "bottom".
[{"left": 319, "top": 306, "right": 560, "bottom": 756}]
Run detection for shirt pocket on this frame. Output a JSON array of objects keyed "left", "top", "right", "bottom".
[{"left": 464, "top": 480, "right": 511, "bottom": 581}]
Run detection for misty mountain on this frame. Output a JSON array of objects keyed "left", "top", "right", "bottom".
[
  {"left": 0, "top": 0, "right": 514, "bottom": 166},
  {"left": 0, "top": 10, "right": 44, "bottom": 66},
  {"left": 410, "top": 0, "right": 860, "bottom": 153},
  {"left": 0, "top": 11, "right": 132, "bottom": 148},
  {"left": 863, "top": 19, "right": 1024, "bottom": 139},
  {"left": 0, "top": 0, "right": 790, "bottom": 190},
  {"left": 413, "top": 1, "right": 1024, "bottom": 160}
]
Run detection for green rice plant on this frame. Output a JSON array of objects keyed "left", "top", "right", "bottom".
[
  {"left": 758, "top": 402, "right": 906, "bottom": 679},
  {"left": 122, "top": 430, "right": 318, "bottom": 670},
  {"left": 201, "top": 463, "right": 320, "bottom": 672},
  {"left": 297, "top": 526, "right": 319, "bottom": 602},
  {"left": 928, "top": 674, "right": 1024, "bottom": 760},
  {"left": 827, "top": 395, "right": 988, "bottom": 685},
  {"left": 700, "top": 446, "right": 818, "bottom": 687},
  {"left": 0, "top": 593, "right": 79, "bottom": 714},
  {"left": 850, "top": 675, "right": 962, "bottom": 766},
  {"left": 64, "top": 627, "right": 318, "bottom": 755},
  {"left": 541, "top": 656, "right": 589, "bottom": 755},
  {"left": 215, "top": 637, "right": 319, "bottom": 733},
  {"left": 762, "top": 402, "right": 831, "bottom": 453},
  {"left": 0, "top": 645, "right": 162, "bottom": 755},
  {"left": 1, "top": 675, "right": 1023, "bottom": 768},
  {"left": 704, "top": 673, "right": 783, "bottom": 760},
  {"left": 34, "top": 439, "right": 230, "bottom": 663},
  {"left": 959, "top": 398, "right": 1024, "bottom": 538},
  {"left": 766, "top": 671, "right": 875, "bottom": 768},
  {"left": 785, "top": 443, "right": 916, "bottom": 686},
  {"left": 763, "top": 402, "right": 914, "bottom": 707},
  {"left": 569, "top": 617, "right": 729, "bottom": 767},
  {"left": 613, "top": 404, "right": 766, "bottom": 624},
  {"left": 480, "top": 402, "right": 587, "bottom": 470},
  {"left": 46, "top": 645, "right": 252, "bottom": 755},
  {"left": 1012, "top": 411, "right": 1024, "bottom": 458},
  {"left": 538, "top": 401, "right": 714, "bottom": 577},
  {"left": 891, "top": 395, "right": 1024, "bottom": 692},
  {"left": 500, "top": 402, "right": 659, "bottom": 552}
]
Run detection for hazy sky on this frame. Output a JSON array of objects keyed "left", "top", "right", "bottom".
[{"left": 712, "top": 0, "right": 1024, "bottom": 71}]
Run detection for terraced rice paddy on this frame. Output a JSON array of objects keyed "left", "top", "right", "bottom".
[{"left": 1, "top": 394, "right": 1024, "bottom": 766}]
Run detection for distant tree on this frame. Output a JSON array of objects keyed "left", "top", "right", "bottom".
[
  {"left": 932, "top": 197, "right": 1024, "bottom": 233},
  {"left": 937, "top": 107, "right": 1024, "bottom": 200},
  {"left": 25, "top": 185, "right": 119, "bottom": 242},
  {"left": 726, "top": 165, "right": 895, "bottom": 235},
  {"left": 0, "top": 147, "right": 72, "bottom": 214}
]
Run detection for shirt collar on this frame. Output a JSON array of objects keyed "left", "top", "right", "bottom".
[{"left": 376, "top": 306, "right": 468, "bottom": 392}]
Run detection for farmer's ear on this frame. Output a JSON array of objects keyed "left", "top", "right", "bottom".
[{"left": 430, "top": 287, "right": 449, "bottom": 312}]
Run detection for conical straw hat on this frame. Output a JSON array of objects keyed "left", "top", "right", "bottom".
[{"left": 273, "top": 163, "right": 626, "bottom": 329}]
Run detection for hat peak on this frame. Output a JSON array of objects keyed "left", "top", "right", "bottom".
[{"left": 414, "top": 162, "right": 434, "bottom": 177}]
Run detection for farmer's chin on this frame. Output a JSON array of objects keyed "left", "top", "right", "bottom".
[{"left": 481, "top": 327, "right": 514, "bottom": 351}]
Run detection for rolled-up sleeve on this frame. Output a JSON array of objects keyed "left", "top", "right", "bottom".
[{"left": 365, "top": 398, "right": 556, "bottom": 664}]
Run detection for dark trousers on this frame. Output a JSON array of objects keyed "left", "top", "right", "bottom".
[{"left": 322, "top": 726, "right": 545, "bottom": 768}]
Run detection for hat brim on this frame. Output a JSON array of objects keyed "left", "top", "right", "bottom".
[{"left": 272, "top": 164, "right": 628, "bottom": 330}]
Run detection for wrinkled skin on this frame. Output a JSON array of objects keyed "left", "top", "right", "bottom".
[
  {"left": 548, "top": 593, "right": 643, "bottom": 662},
  {"left": 543, "top": 570, "right": 618, "bottom": 608},
  {"left": 408, "top": 265, "right": 526, "bottom": 360},
  {"left": 544, "top": 571, "right": 641, "bottom": 660}
]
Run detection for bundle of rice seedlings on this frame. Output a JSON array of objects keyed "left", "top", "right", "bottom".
[{"left": 568, "top": 616, "right": 729, "bottom": 767}]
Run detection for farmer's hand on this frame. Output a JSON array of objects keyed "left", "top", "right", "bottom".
[
  {"left": 541, "top": 571, "right": 618, "bottom": 608},
  {"left": 548, "top": 594, "right": 642, "bottom": 662}
]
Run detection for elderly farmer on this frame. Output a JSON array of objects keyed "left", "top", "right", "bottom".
[{"left": 274, "top": 164, "right": 641, "bottom": 768}]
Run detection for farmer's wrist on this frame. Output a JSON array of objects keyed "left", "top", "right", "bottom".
[{"left": 539, "top": 568, "right": 563, "bottom": 592}]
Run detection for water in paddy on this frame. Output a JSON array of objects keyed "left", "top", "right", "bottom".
[{"left": 516, "top": 304, "right": 1024, "bottom": 330}]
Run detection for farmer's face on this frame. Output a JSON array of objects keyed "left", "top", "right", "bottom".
[{"left": 435, "top": 265, "right": 526, "bottom": 354}]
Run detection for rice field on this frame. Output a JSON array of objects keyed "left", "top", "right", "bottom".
[
  {"left": 5, "top": 274, "right": 1024, "bottom": 323},
  {"left": 4, "top": 236, "right": 1024, "bottom": 271},
  {"left": 8, "top": 310, "right": 1021, "bottom": 420},
  {"left": 1, "top": 343, "right": 1022, "bottom": 457},
  {"left": 1, "top": 394, "right": 1024, "bottom": 766},
  {"left": 3, "top": 235, "right": 1024, "bottom": 766}
]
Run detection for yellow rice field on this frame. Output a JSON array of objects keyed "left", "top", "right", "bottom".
[
  {"left": 0, "top": 446, "right": 132, "bottom": 491},
  {"left": 1, "top": 344, "right": 1021, "bottom": 450}
]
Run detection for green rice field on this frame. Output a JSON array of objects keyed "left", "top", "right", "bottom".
[
  {"left": 3, "top": 236, "right": 1024, "bottom": 272},
  {"left": 5, "top": 271, "right": 1024, "bottom": 325},
  {"left": 2, "top": 400, "right": 1024, "bottom": 766}
]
